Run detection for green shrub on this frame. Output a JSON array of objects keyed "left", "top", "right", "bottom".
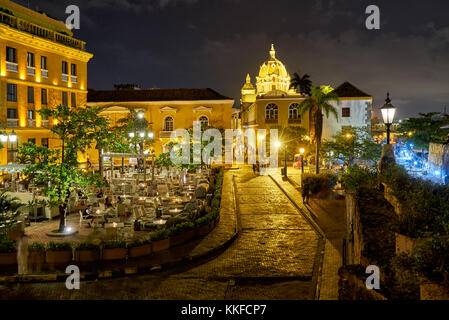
[
  {"left": 75, "top": 241, "right": 100, "bottom": 251},
  {"left": 387, "top": 253, "right": 420, "bottom": 300},
  {"left": 302, "top": 172, "right": 338, "bottom": 195},
  {"left": 413, "top": 236, "right": 449, "bottom": 286},
  {"left": 150, "top": 229, "right": 170, "bottom": 242},
  {"left": 28, "top": 242, "right": 46, "bottom": 252},
  {"left": 128, "top": 238, "right": 151, "bottom": 247},
  {"left": 0, "top": 240, "right": 16, "bottom": 253},
  {"left": 341, "top": 165, "right": 377, "bottom": 192},
  {"left": 169, "top": 222, "right": 195, "bottom": 236},
  {"left": 47, "top": 241, "right": 72, "bottom": 251},
  {"left": 103, "top": 239, "right": 127, "bottom": 249},
  {"left": 195, "top": 214, "right": 212, "bottom": 227}
]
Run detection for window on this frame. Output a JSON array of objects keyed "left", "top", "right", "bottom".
[
  {"left": 41, "top": 138, "right": 49, "bottom": 147},
  {"left": 71, "top": 64, "right": 77, "bottom": 76},
  {"left": 199, "top": 115, "right": 209, "bottom": 127},
  {"left": 62, "top": 92, "right": 68, "bottom": 106},
  {"left": 7, "top": 83, "right": 17, "bottom": 102},
  {"left": 7, "top": 108, "right": 17, "bottom": 119},
  {"left": 62, "top": 61, "right": 68, "bottom": 74},
  {"left": 71, "top": 92, "right": 76, "bottom": 107},
  {"left": 164, "top": 116, "right": 174, "bottom": 131},
  {"left": 41, "top": 88, "right": 47, "bottom": 105},
  {"left": 28, "top": 87, "right": 34, "bottom": 104},
  {"left": 27, "top": 110, "right": 35, "bottom": 120},
  {"left": 27, "top": 52, "right": 35, "bottom": 67},
  {"left": 28, "top": 138, "right": 36, "bottom": 144},
  {"left": 342, "top": 107, "right": 351, "bottom": 118},
  {"left": 265, "top": 103, "right": 278, "bottom": 120},
  {"left": 288, "top": 103, "right": 301, "bottom": 120},
  {"left": 6, "top": 47, "right": 16, "bottom": 63},
  {"left": 41, "top": 56, "right": 47, "bottom": 69}
]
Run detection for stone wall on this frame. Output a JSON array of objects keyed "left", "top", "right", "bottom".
[{"left": 428, "top": 142, "right": 449, "bottom": 178}]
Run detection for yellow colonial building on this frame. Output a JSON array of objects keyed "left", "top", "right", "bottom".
[
  {"left": 237, "top": 44, "right": 373, "bottom": 142},
  {"left": 87, "top": 86, "right": 234, "bottom": 163},
  {"left": 0, "top": 0, "right": 93, "bottom": 164}
]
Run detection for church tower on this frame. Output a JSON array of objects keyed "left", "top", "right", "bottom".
[{"left": 241, "top": 73, "right": 256, "bottom": 103}]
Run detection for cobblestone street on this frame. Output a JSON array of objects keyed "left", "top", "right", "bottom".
[{"left": 0, "top": 166, "right": 321, "bottom": 300}]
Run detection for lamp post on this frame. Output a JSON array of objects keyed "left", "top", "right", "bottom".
[
  {"left": 299, "top": 148, "right": 305, "bottom": 174},
  {"left": 380, "top": 93, "right": 397, "bottom": 145}
]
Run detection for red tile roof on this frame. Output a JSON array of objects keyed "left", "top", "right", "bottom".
[
  {"left": 334, "top": 82, "right": 371, "bottom": 98},
  {"left": 87, "top": 88, "right": 232, "bottom": 102}
]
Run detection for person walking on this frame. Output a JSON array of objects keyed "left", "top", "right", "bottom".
[{"left": 302, "top": 183, "right": 310, "bottom": 205}]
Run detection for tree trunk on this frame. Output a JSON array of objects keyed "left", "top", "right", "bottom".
[
  {"left": 58, "top": 203, "right": 67, "bottom": 232},
  {"left": 314, "top": 110, "right": 323, "bottom": 174},
  {"left": 98, "top": 149, "right": 103, "bottom": 178}
]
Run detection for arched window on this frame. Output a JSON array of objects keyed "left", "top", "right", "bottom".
[
  {"left": 199, "top": 115, "right": 209, "bottom": 127},
  {"left": 164, "top": 116, "right": 174, "bottom": 131},
  {"left": 289, "top": 103, "right": 300, "bottom": 120},
  {"left": 265, "top": 104, "right": 278, "bottom": 120}
]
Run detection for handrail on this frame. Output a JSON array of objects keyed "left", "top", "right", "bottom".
[{"left": 0, "top": 11, "right": 85, "bottom": 51}]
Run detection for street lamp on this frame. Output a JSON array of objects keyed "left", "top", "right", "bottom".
[
  {"left": 0, "top": 131, "right": 7, "bottom": 143},
  {"left": 299, "top": 148, "right": 305, "bottom": 174},
  {"left": 380, "top": 92, "right": 397, "bottom": 145},
  {"left": 9, "top": 130, "right": 17, "bottom": 143}
]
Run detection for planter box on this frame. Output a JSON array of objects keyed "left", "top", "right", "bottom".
[
  {"left": 0, "top": 252, "right": 17, "bottom": 265},
  {"left": 28, "top": 251, "right": 45, "bottom": 264},
  {"left": 102, "top": 248, "right": 127, "bottom": 261},
  {"left": 129, "top": 244, "right": 152, "bottom": 258},
  {"left": 195, "top": 224, "right": 210, "bottom": 237},
  {"left": 152, "top": 238, "right": 170, "bottom": 253},
  {"left": 75, "top": 249, "right": 100, "bottom": 262},
  {"left": 420, "top": 277, "right": 449, "bottom": 300},
  {"left": 169, "top": 229, "right": 195, "bottom": 247},
  {"left": 46, "top": 250, "right": 72, "bottom": 264}
]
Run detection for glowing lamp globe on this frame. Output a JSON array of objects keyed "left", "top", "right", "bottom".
[
  {"left": 9, "top": 130, "right": 17, "bottom": 142},
  {"left": 380, "top": 93, "right": 396, "bottom": 125}
]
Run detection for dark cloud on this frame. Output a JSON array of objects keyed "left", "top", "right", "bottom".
[{"left": 14, "top": 0, "right": 449, "bottom": 118}]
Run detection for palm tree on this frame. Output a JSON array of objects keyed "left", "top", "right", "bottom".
[
  {"left": 290, "top": 72, "right": 312, "bottom": 95},
  {"left": 298, "top": 86, "right": 340, "bottom": 174}
]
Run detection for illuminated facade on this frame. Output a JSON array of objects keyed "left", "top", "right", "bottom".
[
  {"left": 87, "top": 87, "right": 234, "bottom": 163},
  {"left": 0, "top": 0, "right": 93, "bottom": 164},
  {"left": 240, "top": 44, "right": 372, "bottom": 142}
]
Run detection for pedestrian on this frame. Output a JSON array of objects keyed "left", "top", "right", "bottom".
[
  {"left": 252, "top": 163, "right": 256, "bottom": 174},
  {"left": 302, "top": 183, "right": 310, "bottom": 204}
]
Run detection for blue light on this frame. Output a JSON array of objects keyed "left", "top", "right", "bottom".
[
  {"left": 435, "top": 170, "right": 441, "bottom": 176},
  {"left": 414, "top": 161, "right": 418, "bottom": 166}
]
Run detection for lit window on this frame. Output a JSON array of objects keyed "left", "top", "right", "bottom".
[
  {"left": 7, "top": 83, "right": 17, "bottom": 102},
  {"left": 28, "top": 87, "right": 34, "bottom": 104},
  {"left": 41, "top": 88, "right": 47, "bottom": 105},
  {"left": 265, "top": 104, "right": 278, "bottom": 120},
  {"left": 71, "top": 92, "right": 76, "bottom": 107},
  {"left": 288, "top": 103, "right": 301, "bottom": 120},
  {"left": 6, "top": 47, "right": 16, "bottom": 63},
  {"left": 62, "top": 61, "right": 68, "bottom": 74},
  {"left": 342, "top": 107, "right": 351, "bottom": 118},
  {"left": 62, "top": 92, "right": 68, "bottom": 106},
  {"left": 27, "top": 52, "right": 35, "bottom": 67},
  {"left": 164, "top": 116, "right": 174, "bottom": 131}
]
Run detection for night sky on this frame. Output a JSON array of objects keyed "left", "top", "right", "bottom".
[{"left": 14, "top": 0, "right": 449, "bottom": 119}]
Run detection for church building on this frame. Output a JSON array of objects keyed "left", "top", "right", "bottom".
[{"left": 237, "top": 44, "right": 373, "bottom": 142}]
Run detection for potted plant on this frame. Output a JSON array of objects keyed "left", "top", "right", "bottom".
[
  {"left": 0, "top": 240, "right": 17, "bottom": 265},
  {"left": 28, "top": 242, "right": 46, "bottom": 265},
  {"left": 169, "top": 222, "right": 195, "bottom": 247},
  {"left": 128, "top": 238, "right": 152, "bottom": 258},
  {"left": 150, "top": 229, "right": 170, "bottom": 252},
  {"left": 46, "top": 241, "right": 72, "bottom": 264},
  {"left": 75, "top": 241, "right": 100, "bottom": 262},
  {"left": 102, "top": 239, "right": 127, "bottom": 260}
]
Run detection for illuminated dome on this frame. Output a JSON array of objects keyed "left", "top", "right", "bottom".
[{"left": 256, "top": 44, "right": 293, "bottom": 95}]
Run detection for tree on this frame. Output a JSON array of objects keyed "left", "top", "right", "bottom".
[
  {"left": 18, "top": 105, "right": 105, "bottom": 233},
  {"left": 321, "top": 127, "right": 382, "bottom": 166},
  {"left": 0, "top": 191, "right": 22, "bottom": 240},
  {"left": 290, "top": 72, "right": 312, "bottom": 95},
  {"left": 297, "top": 85, "right": 340, "bottom": 173},
  {"left": 271, "top": 125, "right": 309, "bottom": 159},
  {"left": 397, "top": 112, "right": 449, "bottom": 150}
]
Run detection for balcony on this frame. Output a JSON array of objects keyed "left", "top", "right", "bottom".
[
  {"left": 0, "top": 11, "right": 86, "bottom": 51},
  {"left": 6, "top": 61, "right": 18, "bottom": 73},
  {"left": 71, "top": 75, "right": 77, "bottom": 83},
  {"left": 27, "top": 66, "right": 35, "bottom": 76},
  {"left": 159, "top": 131, "right": 174, "bottom": 139},
  {"left": 6, "top": 119, "right": 19, "bottom": 128},
  {"left": 288, "top": 118, "right": 302, "bottom": 124},
  {"left": 27, "top": 119, "right": 36, "bottom": 128},
  {"left": 265, "top": 118, "right": 278, "bottom": 124},
  {"left": 62, "top": 73, "right": 69, "bottom": 82},
  {"left": 41, "top": 69, "right": 48, "bottom": 79},
  {"left": 41, "top": 120, "right": 50, "bottom": 128}
]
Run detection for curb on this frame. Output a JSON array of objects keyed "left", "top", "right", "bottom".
[{"left": 0, "top": 172, "right": 240, "bottom": 284}]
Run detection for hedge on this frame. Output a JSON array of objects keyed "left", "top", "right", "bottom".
[{"left": 302, "top": 172, "right": 338, "bottom": 195}]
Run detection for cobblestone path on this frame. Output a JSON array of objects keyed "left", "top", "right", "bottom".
[{"left": 0, "top": 166, "right": 321, "bottom": 300}]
